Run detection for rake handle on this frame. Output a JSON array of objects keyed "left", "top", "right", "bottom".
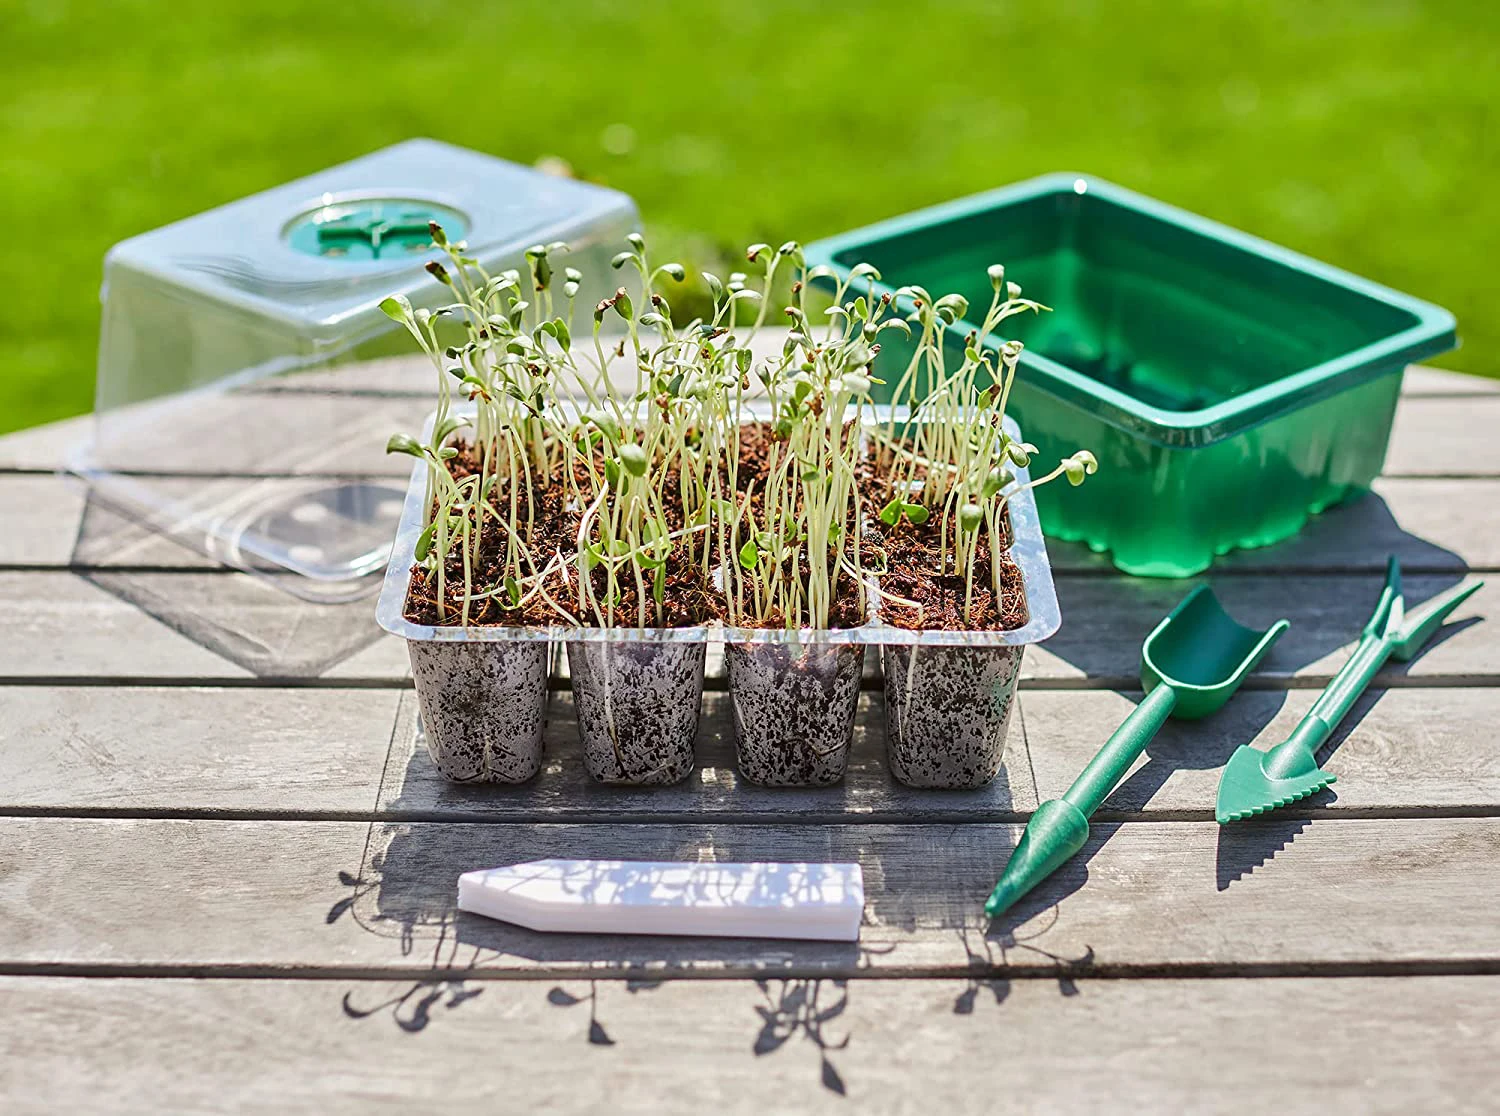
[
  {"left": 1260, "top": 633, "right": 1388, "bottom": 779},
  {"left": 1063, "top": 683, "right": 1178, "bottom": 818},
  {"left": 1303, "top": 631, "right": 1393, "bottom": 744}
]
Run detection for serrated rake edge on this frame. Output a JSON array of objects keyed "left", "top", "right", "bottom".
[{"left": 1217, "top": 775, "right": 1337, "bottom": 823}]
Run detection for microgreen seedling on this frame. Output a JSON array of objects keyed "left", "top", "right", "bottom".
[
  {"left": 855, "top": 264, "right": 1098, "bottom": 626},
  {"left": 383, "top": 226, "right": 1092, "bottom": 632}
]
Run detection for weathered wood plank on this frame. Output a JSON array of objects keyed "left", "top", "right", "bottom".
[
  {"left": 320, "top": 631, "right": 411, "bottom": 682},
  {"left": 1029, "top": 571, "right": 1492, "bottom": 686},
  {"left": 0, "top": 686, "right": 398, "bottom": 814},
  {"left": 0, "top": 475, "right": 87, "bottom": 565},
  {"left": 7, "top": 683, "right": 1494, "bottom": 821},
  {"left": 11, "top": 473, "right": 1500, "bottom": 574},
  {"left": 0, "top": 569, "right": 404, "bottom": 682},
  {"left": 0, "top": 571, "right": 1488, "bottom": 686},
  {"left": 0, "top": 413, "right": 90, "bottom": 472},
  {"left": 0, "top": 683, "right": 1034, "bottom": 821},
  {"left": 4, "top": 975, "right": 1497, "bottom": 1113},
  {"left": 66, "top": 568, "right": 401, "bottom": 682},
  {"left": 1024, "top": 686, "right": 1500, "bottom": 815},
  {"left": 389, "top": 686, "right": 1500, "bottom": 821},
  {"left": 59, "top": 475, "right": 397, "bottom": 572},
  {"left": 0, "top": 572, "right": 251, "bottom": 680},
  {"left": 63, "top": 392, "right": 423, "bottom": 478},
  {"left": 240, "top": 352, "right": 435, "bottom": 397},
  {"left": 1403, "top": 366, "right": 1500, "bottom": 396},
  {"left": 4, "top": 816, "right": 1500, "bottom": 975},
  {"left": 1385, "top": 396, "right": 1500, "bottom": 476}
]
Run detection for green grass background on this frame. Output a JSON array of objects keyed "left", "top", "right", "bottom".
[{"left": 2, "top": 0, "right": 1495, "bottom": 433}]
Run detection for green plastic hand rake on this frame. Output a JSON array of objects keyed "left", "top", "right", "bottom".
[
  {"left": 985, "top": 586, "right": 1289, "bottom": 918},
  {"left": 1216, "top": 556, "right": 1484, "bottom": 824}
]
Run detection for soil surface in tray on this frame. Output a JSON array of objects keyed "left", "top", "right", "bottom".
[
  {"left": 403, "top": 428, "right": 1030, "bottom": 632},
  {"left": 858, "top": 446, "right": 1031, "bottom": 633},
  {"left": 402, "top": 444, "right": 719, "bottom": 629},
  {"left": 868, "top": 518, "right": 1029, "bottom": 632}
]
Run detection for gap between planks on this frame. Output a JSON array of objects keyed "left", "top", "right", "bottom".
[
  {"left": 5, "top": 804, "right": 1500, "bottom": 826},
  {"left": 4, "top": 958, "right": 1500, "bottom": 982}
]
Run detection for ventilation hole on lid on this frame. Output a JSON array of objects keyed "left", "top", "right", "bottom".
[{"left": 290, "top": 502, "right": 331, "bottom": 524}]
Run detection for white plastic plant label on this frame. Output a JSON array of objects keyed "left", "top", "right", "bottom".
[{"left": 457, "top": 858, "right": 864, "bottom": 942}]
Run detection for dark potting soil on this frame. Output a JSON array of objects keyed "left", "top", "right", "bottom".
[
  {"left": 864, "top": 500, "right": 1029, "bottom": 633},
  {"left": 402, "top": 445, "right": 720, "bottom": 628},
  {"left": 732, "top": 422, "right": 775, "bottom": 490},
  {"left": 855, "top": 435, "right": 1031, "bottom": 632},
  {"left": 402, "top": 428, "right": 1030, "bottom": 632},
  {"left": 726, "top": 572, "right": 869, "bottom": 632},
  {"left": 733, "top": 420, "right": 861, "bottom": 492}
]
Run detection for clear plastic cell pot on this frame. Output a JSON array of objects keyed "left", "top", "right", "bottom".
[
  {"left": 378, "top": 413, "right": 1061, "bottom": 790},
  {"left": 807, "top": 174, "right": 1458, "bottom": 577},
  {"left": 867, "top": 430, "right": 1060, "bottom": 790},
  {"left": 74, "top": 139, "right": 638, "bottom": 601},
  {"left": 408, "top": 640, "right": 549, "bottom": 783},
  {"left": 882, "top": 644, "right": 1023, "bottom": 789},
  {"left": 714, "top": 416, "right": 1060, "bottom": 791},
  {"left": 376, "top": 446, "right": 713, "bottom": 784},
  {"left": 567, "top": 640, "right": 706, "bottom": 785},
  {"left": 724, "top": 641, "right": 865, "bottom": 787}
]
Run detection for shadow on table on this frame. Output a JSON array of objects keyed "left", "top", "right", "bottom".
[
  {"left": 1039, "top": 489, "right": 1476, "bottom": 683},
  {"left": 335, "top": 807, "right": 906, "bottom": 1091},
  {"left": 336, "top": 488, "right": 1482, "bottom": 1041},
  {"left": 382, "top": 689, "right": 1025, "bottom": 823},
  {"left": 1032, "top": 489, "right": 1483, "bottom": 897},
  {"left": 69, "top": 486, "right": 386, "bottom": 677},
  {"left": 1047, "top": 487, "right": 1473, "bottom": 578}
]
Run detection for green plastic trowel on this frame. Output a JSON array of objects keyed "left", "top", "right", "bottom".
[
  {"left": 1216, "top": 556, "right": 1484, "bottom": 824},
  {"left": 985, "top": 587, "right": 1289, "bottom": 919}
]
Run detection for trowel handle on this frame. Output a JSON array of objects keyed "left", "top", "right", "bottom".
[
  {"left": 1301, "top": 558, "right": 1413, "bottom": 744},
  {"left": 1062, "top": 683, "right": 1178, "bottom": 818}
]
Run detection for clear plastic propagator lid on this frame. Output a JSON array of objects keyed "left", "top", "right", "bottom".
[{"left": 71, "top": 139, "right": 639, "bottom": 601}]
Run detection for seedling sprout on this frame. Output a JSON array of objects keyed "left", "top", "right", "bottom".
[{"left": 383, "top": 227, "right": 1094, "bottom": 631}]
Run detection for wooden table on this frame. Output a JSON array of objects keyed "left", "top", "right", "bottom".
[{"left": 4, "top": 366, "right": 1499, "bottom": 1111}]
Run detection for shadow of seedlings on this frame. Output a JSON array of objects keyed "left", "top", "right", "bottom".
[
  {"left": 331, "top": 867, "right": 491, "bottom": 1032},
  {"left": 752, "top": 979, "right": 852, "bottom": 1096},
  {"left": 340, "top": 977, "right": 484, "bottom": 1033},
  {"left": 545, "top": 978, "right": 664, "bottom": 1046},
  {"left": 965, "top": 917, "right": 1095, "bottom": 1003}
]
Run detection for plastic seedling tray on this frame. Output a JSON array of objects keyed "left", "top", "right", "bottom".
[
  {"left": 807, "top": 174, "right": 1458, "bottom": 577},
  {"left": 377, "top": 409, "right": 1060, "bottom": 790}
]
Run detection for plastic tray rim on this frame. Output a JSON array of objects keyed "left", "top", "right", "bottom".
[
  {"left": 375, "top": 412, "right": 1061, "bottom": 647},
  {"left": 804, "top": 172, "right": 1457, "bottom": 448}
]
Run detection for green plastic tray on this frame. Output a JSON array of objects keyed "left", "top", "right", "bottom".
[{"left": 807, "top": 175, "right": 1457, "bottom": 576}]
